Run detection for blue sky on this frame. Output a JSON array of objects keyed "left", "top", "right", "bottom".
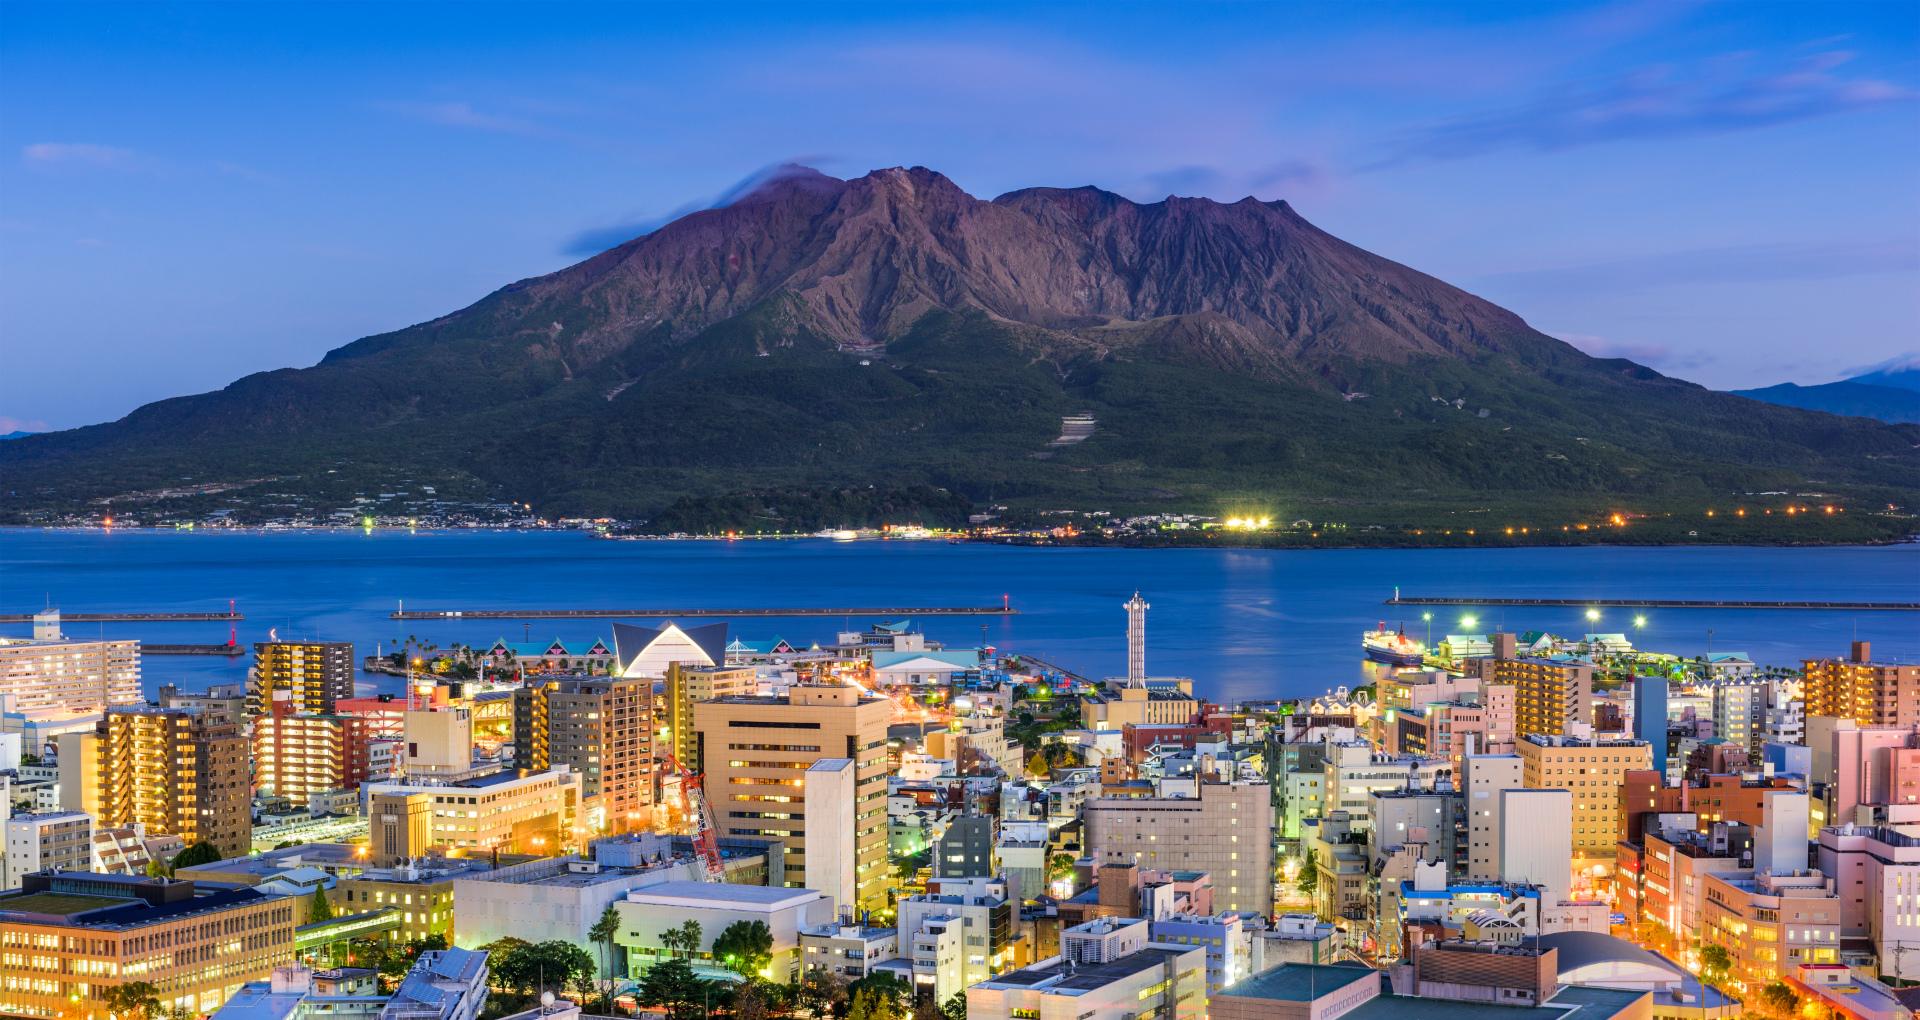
[{"left": 3, "top": 1, "right": 1916, "bottom": 431}]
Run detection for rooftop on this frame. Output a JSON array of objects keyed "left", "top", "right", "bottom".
[
  {"left": 1216, "top": 963, "right": 1377, "bottom": 1003},
  {"left": 621, "top": 880, "right": 823, "bottom": 910},
  {"left": 982, "top": 946, "right": 1193, "bottom": 994}
]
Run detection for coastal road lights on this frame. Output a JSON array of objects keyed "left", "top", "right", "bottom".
[
  {"left": 1421, "top": 611, "right": 1433, "bottom": 647},
  {"left": 1460, "top": 614, "right": 1478, "bottom": 630},
  {"left": 1585, "top": 608, "right": 1602, "bottom": 624},
  {"left": 1634, "top": 614, "right": 1648, "bottom": 630}
]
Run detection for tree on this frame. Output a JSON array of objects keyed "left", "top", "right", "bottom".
[
  {"left": 480, "top": 937, "right": 536, "bottom": 995},
  {"left": 939, "top": 992, "right": 967, "bottom": 1020},
  {"left": 1758, "top": 981, "right": 1798, "bottom": 1016},
  {"left": 634, "top": 958, "right": 712, "bottom": 1020},
  {"left": 792, "top": 968, "right": 849, "bottom": 1018},
  {"left": 308, "top": 887, "right": 334, "bottom": 924},
  {"left": 103, "top": 981, "right": 162, "bottom": 1020},
  {"left": 1296, "top": 855, "right": 1320, "bottom": 897},
  {"left": 1026, "top": 750, "right": 1049, "bottom": 777},
  {"left": 712, "top": 919, "right": 774, "bottom": 978},
  {"left": 846, "top": 973, "right": 910, "bottom": 1019},
  {"left": 588, "top": 903, "right": 622, "bottom": 1011},
  {"left": 731, "top": 981, "right": 775, "bottom": 1020},
  {"left": 1699, "top": 943, "right": 1733, "bottom": 986},
  {"left": 169, "top": 841, "right": 221, "bottom": 871}
]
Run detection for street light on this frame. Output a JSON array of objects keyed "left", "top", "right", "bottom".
[
  {"left": 1585, "top": 608, "right": 1601, "bottom": 623},
  {"left": 1421, "top": 612, "right": 1433, "bottom": 647},
  {"left": 1633, "top": 615, "right": 1648, "bottom": 629},
  {"left": 1460, "top": 615, "right": 1478, "bottom": 630}
]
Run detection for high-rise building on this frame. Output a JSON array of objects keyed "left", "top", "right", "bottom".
[
  {"left": 86, "top": 706, "right": 251, "bottom": 857},
  {"left": 1495, "top": 658, "right": 1593, "bottom": 739},
  {"left": 513, "top": 674, "right": 655, "bottom": 832},
  {"left": 0, "top": 872, "right": 297, "bottom": 1019},
  {"left": 0, "top": 611, "right": 140, "bottom": 723},
  {"left": 694, "top": 684, "right": 893, "bottom": 911},
  {"left": 1805, "top": 642, "right": 1920, "bottom": 728},
  {"left": 1517, "top": 733, "right": 1652, "bottom": 874},
  {"left": 1632, "top": 676, "right": 1668, "bottom": 770},
  {"left": 249, "top": 640, "right": 355, "bottom": 715},
  {"left": 1083, "top": 779, "right": 1274, "bottom": 916},
  {"left": 662, "top": 662, "right": 756, "bottom": 768},
  {"left": 252, "top": 690, "right": 373, "bottom": 801},
  {"left": 1709, "top": 681, "right": 1767, "bottom": 757}
]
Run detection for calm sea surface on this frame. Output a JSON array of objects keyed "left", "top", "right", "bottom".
[{"left": 1, "top": 529, "right": 1915, "bottom": 704}]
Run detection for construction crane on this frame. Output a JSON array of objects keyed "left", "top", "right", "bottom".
[{"left": 663, "top": 752, "right": 725, "bottom": 882}]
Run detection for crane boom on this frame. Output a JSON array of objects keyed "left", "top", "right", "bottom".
[{"left": 664, "top": 752, "right": 725, "bottom": 882}]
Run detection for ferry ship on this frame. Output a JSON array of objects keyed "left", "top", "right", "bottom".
[{"left": 1362, "top": 625, "right": 1425, "bottom": 666}]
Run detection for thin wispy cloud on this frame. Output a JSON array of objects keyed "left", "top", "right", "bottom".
[
  {"left": 21, "top": 142, "right": 136, "bottom": 169},
  {"left": 375, "top": 100, "right": 542, "bottom": 135},
  {"left": 1476, "top": 238, "right": 1920, "bottom": 295},
  {"left": 1551, "top": 332, "right": 1706, "bottom": 371},
  {"left": 560, "top": 161, "right": 836, "bottom": 256},
  {"left": 0, "top": 416, "right": 51, "bottom": 434},
  {"left": 1363, "top": 50, "right": 1912, "bottom": 169}
]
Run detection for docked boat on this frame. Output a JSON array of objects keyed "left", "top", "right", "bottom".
[{"left": 1363, "top": 624, "right": 1425, "bottom": 665}]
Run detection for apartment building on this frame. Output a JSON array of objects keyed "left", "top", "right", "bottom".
[
  {"left": 69, "top": 705, "right": 251, "bottom": 857},
  {"left": 1494, "top": 657, "right": 1594, "bottom": 739},
  {"left": 254, "top": 691, "right": 374, "bottom": 801},
  {"left": 513, "top": 675, "right": 654, "bottom": 832},
  {"left": 250, "top": 641, "right": 355, "bottom": 716},
  {"left": 1805, "top": 642, "right": 1920, "bottom": 728},
  {"left": 0, "top": 610, "right": 140, "bottom": 723}
]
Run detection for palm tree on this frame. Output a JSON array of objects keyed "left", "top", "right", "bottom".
[{"left": 589, "top": 903, "right": 622, "bottom": 1012}]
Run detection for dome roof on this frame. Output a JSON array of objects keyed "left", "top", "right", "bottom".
[{"left": 1538, "top": 931, "right": 1687, "bottom": 980}]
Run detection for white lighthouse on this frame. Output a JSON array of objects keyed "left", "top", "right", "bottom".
[{"left": 1125, "top": 591, "right": 1149, "bottom": 686}]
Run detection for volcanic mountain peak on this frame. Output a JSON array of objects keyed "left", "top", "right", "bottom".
[{"left": 469, "top": 163, "right": 1554, "bottom": 375}]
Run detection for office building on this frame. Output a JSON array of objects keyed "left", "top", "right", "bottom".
[
  {"left": 212, "top": 948, "right": 488, "bottom": 1020},
  {"left": 2, "top": 810, "right": 92, "bottom": 889},
  {"left": 662, "top": 662, "right": 755, "bottom": 767},
  {"left": 250, "top": 641, "right": 355, "bottom": 716},
  {"left": 80, "top": 705, "right": 251, "bottom": 857},
  {"left": 799, "top": 921, "right": 898, "bottom": 980},
  {"left": 1818, "top": 818, "right": 1920, "bottom": 984},
  {"left": 612, "top": 880, "right": 833, "bottom": 981},
  {"left": 1083, "top": 779, "right": 1273, "bottom": 916},
  {"left": 1499, "top": 788, "right": 1573, "bottom": 901},
  {"left": 1463, "top": 753, "right": 1524, "bottom": 881},
  {"left": 1805, "top": 642, "right": 1920, "bottom": 728},
  {"left": 966, "top": 917, "right": 1205, "bottom": 1020},
  {"left": 694, "top": 683, "right": 892, "bottom": 911},
  {"left": 364, "top": 767, "right": 582, "bottom": 864},
  {"left": 899, "top": 877, "right": 1017, "bottom": 1000},
  {"left": 452, "top": 847, "right": 707, "bottom": 958},
  {"left": 0, "top": 611, "right": 141, "bottom": 722},
  {"left": 1517, "top": 733, "right": 1652, "bottom": 873},
  {"left": 254, "top": 691, "right": 374, "bottom": 802},
  {"left": 513, "top": 675, "right": 654, "bottom": 832},
  {"left": 1321, "top": 742, "right": 1454, "bottom": 832},
  {"left": 0, "top": 871, "right": 297, "bottom": 1018}
]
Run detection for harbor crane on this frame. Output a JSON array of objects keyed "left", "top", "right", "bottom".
[{"left": 663, "top": 752, "right": 726, "bottom": 883}]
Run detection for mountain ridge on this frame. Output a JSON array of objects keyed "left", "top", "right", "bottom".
[{"left": 3, "top": 165, "right": 1915, "bottom": 531}]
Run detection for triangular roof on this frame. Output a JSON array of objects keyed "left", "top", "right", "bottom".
[
  {"left": 614, "top": 620, "right": 729, "bottom": 677},
  {"left": 873, "top": 650, "right": 979, "bottom": 670}
]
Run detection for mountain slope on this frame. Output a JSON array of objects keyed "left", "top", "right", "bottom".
[
  {"left": 3, "top": 166, "right": 1916, "bottom": 528},
  {"left": 1732, "top": 380, "right": 1920, "bottom": 424}
]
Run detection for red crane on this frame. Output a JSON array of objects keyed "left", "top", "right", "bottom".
[{"left": 663, "top": 752, "right": 725, "bottom": 882}]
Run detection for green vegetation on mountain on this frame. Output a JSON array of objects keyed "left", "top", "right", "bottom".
[{"left": 2, "top": 167, "right": 1914, "bottom": 538}]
